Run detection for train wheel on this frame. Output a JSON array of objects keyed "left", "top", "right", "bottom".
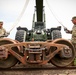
[
  {"left": 50, "top": 39, "right": 75, "bottom": 67},
  {"left": 0, "top": 38, "right": 19, "bottom": 68}
]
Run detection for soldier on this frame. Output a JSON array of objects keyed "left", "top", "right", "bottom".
[
  {"left": 64, "top": 16, "right": 76, "bottom": 43},
  {"left": 64, "top": 16, "right": 76, "bottom": 65},
  {"left": 0, "top": 21, "right": 9, "bottom": 38}
]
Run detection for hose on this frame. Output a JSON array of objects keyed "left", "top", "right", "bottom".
[{"left": 9, "top": 0, "right": 30, "bottom": 32}]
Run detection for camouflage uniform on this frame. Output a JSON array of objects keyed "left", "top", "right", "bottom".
[
  {"left": 71, "top": 25, "right": 76, "bottom": 43},
  {"left": 0, "top": 27, "right": 6, "bottom": 38},
  {"left": 0, "top": 27, "right": 6, "bottom": 35},
  {"left": 71, "top": 25, "right": 76, "bottom": 53},
  {"left": 71, "top": 16, "right": 76, "bottom": 51},
  {"left": 0, "top": 21, "right": 9, "bottom": 38},
  {"left": 71, "top": 25, "right": 76, "bottom": 65}
]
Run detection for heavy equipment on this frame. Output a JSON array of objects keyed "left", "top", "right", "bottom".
[{"left": 0, "top": 0, "right": 75, "bottom": 68}]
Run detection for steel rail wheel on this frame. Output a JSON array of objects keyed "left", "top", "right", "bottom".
[
  {"left": 50, "top": 38, "right": 75, "bottom": 67},
  {"left": 0, "top": 38, "right": 20, "bottom": 68}
]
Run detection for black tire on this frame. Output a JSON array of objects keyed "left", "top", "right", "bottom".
[
  {"left": 15, "top": 30, "right": 26, "bottom": 42},
  {"left": 51, "top": 30, "right": 62, "bottom": 40}
]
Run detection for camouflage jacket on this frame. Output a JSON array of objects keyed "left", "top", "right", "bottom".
[
  {"left": 0, "top": 27, "right": 6, "bottom": 36},
  {"left": 71, "top": 25, "right": 76, "bottom": 43}
]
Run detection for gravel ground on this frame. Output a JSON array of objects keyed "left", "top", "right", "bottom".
[
  {"left": 0, "top": 69, "right": 76, "bottom": 75},
  {"left": 0, "top": 64, "right": 76, "bottom": 75}
]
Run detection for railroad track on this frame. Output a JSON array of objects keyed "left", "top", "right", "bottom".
[
  {"left": 1, "top": 63, "right": 76, "bottom": 71},
  {"left": 0, "top": 64, "right": 76, "bottom": 75},
  {"left": 1, "top": 66, "right": 76, "bottom": 71}
]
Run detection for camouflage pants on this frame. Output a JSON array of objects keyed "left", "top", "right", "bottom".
[
  {"left": 72, "top": 43, "right": 76, "bottom": 56},
  {"left": 72, "top": 43, "right": 76, "bottom": 65}
]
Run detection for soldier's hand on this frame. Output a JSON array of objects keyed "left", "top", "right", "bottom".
[
  {"left": 64, "top": 28, "right": 70, "bottom": 33},
  {"left": 4, "top": 32, "right": 10, "bottom": 37}
]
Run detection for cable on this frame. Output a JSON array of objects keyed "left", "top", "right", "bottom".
[
  {"left": 45, "top": 0, "right": 67, "bottom": 28},
  {"left": 9, "top": 0, "right": 30, "bottom": 32}
]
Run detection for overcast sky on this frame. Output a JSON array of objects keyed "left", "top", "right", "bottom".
[{"left": 0, "top": 0, "right": 76, "bottom": 39}]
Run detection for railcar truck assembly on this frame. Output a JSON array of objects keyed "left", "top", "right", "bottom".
[{"left": 0, "top": 0, "right": 75, "bottom": 68}]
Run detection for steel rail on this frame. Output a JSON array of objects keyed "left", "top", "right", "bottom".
[{"left": 0, "top": 65, "right": 76, "bottom": 71}]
